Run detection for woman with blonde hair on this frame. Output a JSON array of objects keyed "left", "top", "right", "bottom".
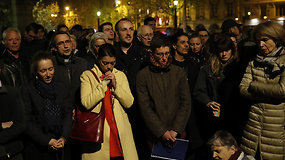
[{"left": 239, "top": 21, "right": 285, "bottom": 160}]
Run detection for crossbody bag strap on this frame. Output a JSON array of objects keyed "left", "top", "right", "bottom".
[{"left": 89, "top": 69, "right": 100, "bottom": 82}]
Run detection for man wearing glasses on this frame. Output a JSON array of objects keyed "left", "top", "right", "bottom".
[
  {"left": 137, "top": 25, "right": 154, "bottom": 66},
  {"left": 50, "top": 31, "right": 88, "bottom": 160},
  {"left": 136, "top": 34, "right": 191, "bottom": 158},
  {"left": 50, "top": 31, "right": 87, "bottom": 108}
]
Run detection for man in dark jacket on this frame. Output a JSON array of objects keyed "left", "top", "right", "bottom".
[
  {"left": 50, "top": 31, "right": 88, "bottom": 107},
  {"left": 0, "top": 71, "right": 26, "bottom": 160},
  {"left": 114, "top": 18, "right": 147, "bottom": 91},
  {"left": 0, "top": 28, "right": 29, "bottom": 87},
  {"left": 136, "top": 34, "right": 191, "bottom": 157},
  {"left": 49, "top": 31, "right": 88, "bottom": 160},
  {"left": 114, "top": 18, "right": 149, "bottom": 159}
]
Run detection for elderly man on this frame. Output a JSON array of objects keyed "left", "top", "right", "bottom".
[
  {"left": 208, "top": 130, "right": 255, "bottom": 160},
  {"left": 137, "top": 25, "right": 153, "bottom": 47},
  {"left": 136, "top": 34, "right": 191, "bottom": 158},
  {"left": 0, "top": 28, "right": 29, "bottom": 87},
  {"left": 137, "top": 25, "right": 154, "bottom": 65}
]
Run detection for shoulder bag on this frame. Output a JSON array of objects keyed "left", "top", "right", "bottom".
[{"left": 70, "top": 69, "right": 105, "bottom": 143}]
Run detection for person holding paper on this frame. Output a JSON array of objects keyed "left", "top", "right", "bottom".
[{"left": 136, "top": 34, "right": 191, "bottom": 157}]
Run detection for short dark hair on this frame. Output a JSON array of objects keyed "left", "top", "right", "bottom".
[
  {"left": 115, "top": 18, "right": 132, "bottom": 32},
  {"left": 99, "top": 22, "right": 113, "bottom": 32},
  {"left": 171, "top": 32, "right": 189, "bottom": 45},
  {"left": 31, "top": 51, "right": 54, "bottom": 76},
  {"left": 36, "top": 24, "right": 44, "bottom": 31},
  {"left": 189, "top": 33, "right": 201, "bottom": 40},
  {"left": 97, "top": 43, "right": 116, "bottom": 60},
  {"left": 71, "top": 24, "right": 83, "bottom": 32},
  {"left": 25, "top": 22, "right": 38, "bottom": 33},
  {"left": 194, "top": 24, "right": 206, "bottom": 32},
  {"left": 150, "top": 34, "right": 171, "bottom": 52},
  {"left": 49, "top": 31, "right": 70, "bottom": 49},
  {"left": 197, "top": 27, "right": 209, "bottom": 34},
  {"left": 144, "top": 17, "right": 156, "bottom": 25},
  {"left": 57, "top": 24, "right": 68, "bottom": 32},
  {"left": 207, "top": 130, "right": 238, "bottom": 149}
]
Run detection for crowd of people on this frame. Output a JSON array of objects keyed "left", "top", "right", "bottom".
[{"left": 0, "top": 15, "right": 285, "bottom": 160}]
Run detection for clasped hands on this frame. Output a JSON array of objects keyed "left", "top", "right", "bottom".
[
  {"left": 49, "top": 137, "right": 66, "bottom": 150},
  {"left": 104, "top": 71, "right": 116, "bottom": 89},
  {"left": 162, "top": 130, "right": 177, "bottom": 148}
]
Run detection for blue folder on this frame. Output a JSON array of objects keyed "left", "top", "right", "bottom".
[{"left": 151, "top": 138, "right": 189, "bottom": 160}]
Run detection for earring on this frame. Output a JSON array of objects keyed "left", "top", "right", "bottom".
[{"left": 36, "top": 75, "right": 38, "bottom": 80}]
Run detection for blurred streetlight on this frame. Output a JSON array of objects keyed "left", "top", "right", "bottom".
[
  {"left": 97, "top": 11, "right": 101, "bottom": 29},
  {"left": 51, "top": 14, "right": 57, "bottom": 17},
  {"left": 247, "top": 11, "right": 251, "bottom": 16},
  {"left": 174, "top": 0, "right": 178, "bottom": 31},
  {"left": 65, "top": 6, "right": 70, "bottom": 11},
  {"left": 115, "top": 0, "right": 121, "bottom": 7}
]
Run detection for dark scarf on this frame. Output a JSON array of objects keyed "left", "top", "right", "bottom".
[
  {"left": 228, "top": 149, "right": 242, "bottom": 160},
  {"left": 35, "top": 79, "right": 62, "bottom": 137}
]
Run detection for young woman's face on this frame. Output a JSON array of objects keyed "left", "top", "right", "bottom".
[
  {"left": 37, "top": 59, "right": 54, "bottom": 84},
  {"left": 99, "top": 56, "right": 116, "bottom": 73},
  {"left": 258, "top": 36, "right": 277, "bottom": 56},
  {"left": 219, "top": 49, "right": 232, "bottom": 63},
  {"left": 190, "top": 37, "right": 202, "bottom": 53}
]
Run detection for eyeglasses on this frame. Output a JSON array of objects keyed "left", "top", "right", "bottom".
[
  {"left": 101, "top": 60, "right": 116, "bottom": 66},
  {"left": 141, "top": 33, "right": 153, "bottom": 39},
  {"left": 56, "top": 40, "right": 71, "bottom": 46},
  {"left": 155, "top": 52, "right": 170, "bottom": 57},
  {"left": 95, "top": 44, "right": 103, "bottom": 48},
  {"left": 200, "top": 34, "right": 209, "bottom": 37}
]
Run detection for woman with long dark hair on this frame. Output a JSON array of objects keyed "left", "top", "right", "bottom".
[{"left": 193, "top": 35, "right": 239, "bottom": 141}]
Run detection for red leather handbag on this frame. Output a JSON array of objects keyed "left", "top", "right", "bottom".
[{"left": 70, "top": 70, "right": 105, "bottom": 143}]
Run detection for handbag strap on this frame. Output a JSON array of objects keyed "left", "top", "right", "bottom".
[
  {"left": 89, "top": 69, "right": 105, "bottom": 113},
  {"left": 89, "top": 69, "right": 100, "bottom": 82}
]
